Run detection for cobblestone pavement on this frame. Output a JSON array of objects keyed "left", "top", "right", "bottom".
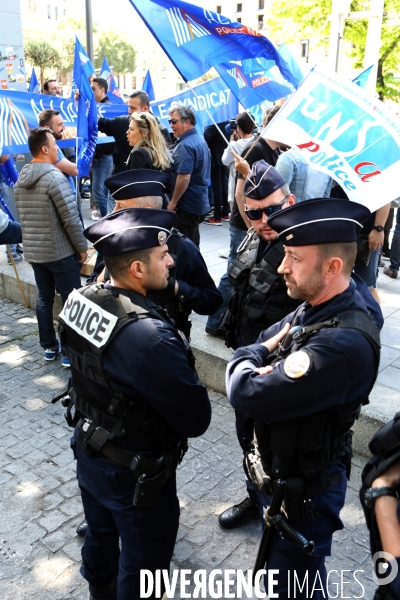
[{"left": 0, "top": 296, "right": 379, "bottom": 599}]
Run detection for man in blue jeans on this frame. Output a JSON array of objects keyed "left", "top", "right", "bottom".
[
  {"left": 14, "top": 128, "right": 87, "bottom": 366},
  {"left": 91, "top": 78, "right": 116, "bottom": 217}
]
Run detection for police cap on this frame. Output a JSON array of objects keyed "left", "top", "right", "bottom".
[
  {"left": 105, "top": 169, "right": 169, "bottom": 200},
  {"left": 244, "top": 160, "right": 287, "bottom": 200},
  {"left": 268, "top": 198, "right": 371, "bottom": 245},
  {"left": 84, "top": 208, "right": 176, "bottom": 256}
]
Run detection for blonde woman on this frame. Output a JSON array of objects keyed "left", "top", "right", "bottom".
[{"left": 125, "top": 112, "right": 171, "bottom": 172}]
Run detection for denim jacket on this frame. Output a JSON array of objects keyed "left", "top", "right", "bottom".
[{"left": 276, "top": 147, "right": 332, "bottom": 202}]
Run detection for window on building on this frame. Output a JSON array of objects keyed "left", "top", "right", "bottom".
[
  {"left": 237, "top": 17, "right": 242, "bottom": 23},
  {"left": 55, "top": 6, "right": 58, "bottom": 20},
  {"left": 176, "top": 82, "right": 186, "bottom": 92},
  {"left": 162, "top": 61, "right": 166, "bottom": 71},
  {"left": 300, "top": 39, "right": 310, "bottom": 62},
  {"left": 63, "top": 8, "right": 66, "bottom": 16},
  {"left": 47, "top": 4, "right": 51, "bottom": 18},
  {"left": 258, "top": 0, "right": 264, "bottom": 8},
  {"left": 132, "top": 76, "right": 137, "bottom": 89},
  {"left": 236, "top": 3, "right": 242, "bottom": 12},
  {"left": 216, "top": 5, "right": 221, "bottom": 13},
  {"left": 258, "top": 14, "right": 264, "bottom": 29}
]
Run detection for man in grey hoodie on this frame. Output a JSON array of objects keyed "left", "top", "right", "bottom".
[{"left": 14, "top": 128, "right": 87, "bottom": 366}]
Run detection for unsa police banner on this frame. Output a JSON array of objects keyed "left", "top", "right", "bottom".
[{"left": 264, "top": 65, "right": 400, "bottom": 212}]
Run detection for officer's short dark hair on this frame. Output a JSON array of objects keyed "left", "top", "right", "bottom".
[
  {"left": 43, "top": 79, "right": 57, "bottom": 92},
  {"left": 92, "top": 77, "right": 108, "bottom": 93},
  {"left": 104, "top": 248, "right": 153, "bottom": 280},
  {"left": 317, "top": 242, "right": 357, "bottom": 276},
  {"left": 28, "top": 127, "right": 53, "bottom": 156},
  {"left": 130, "top": 90, "right": 150, "bottom": 108},
  {"left": 236, "top": 112, "right": 254, "bottom": 134},
  {"left": 168, "top": 104, "right": 196, "bottom": 126},
  {"left": 38, "top": 109, "right": 60, "bottom": 127}
]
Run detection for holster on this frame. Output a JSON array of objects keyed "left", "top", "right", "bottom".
[{"left": 132, "top": 452, "right": 174, "bottom": 507}]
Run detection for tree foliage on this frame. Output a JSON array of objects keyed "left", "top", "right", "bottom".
[
  {"left": 53, "top": 18, "right": 89, "bottom": 74},
  {"left": 266, "top": 0, "right": 400, "bottom": 101},
  {"left": 94, "top": 31, "right": 136, "bottom": 75},
  {"left": 24, "top": 40, "right": 61, "bottom": 89}
]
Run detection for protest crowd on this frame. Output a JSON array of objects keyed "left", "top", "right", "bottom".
[{"left": 1, "top": 2, "right": 400, "bottom": 599}]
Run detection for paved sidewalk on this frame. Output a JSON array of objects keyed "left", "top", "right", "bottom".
[{"left": 0, "top": 296, "right": 381, "bottom": 599}]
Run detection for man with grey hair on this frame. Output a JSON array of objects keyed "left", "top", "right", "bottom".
[{"left": 167, "top": 104, "right": 211, "bottom": 247}]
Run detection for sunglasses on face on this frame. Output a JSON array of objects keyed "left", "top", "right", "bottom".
[
  {"left": 244, "top": 197, "right": 287, "bottom": 221},
  {"left": 168, "top": 118, "right": 183, "bottom": 125}
]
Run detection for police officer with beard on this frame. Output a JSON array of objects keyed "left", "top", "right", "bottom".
[
  {"left": 226, "top": 198, "right": 381, "bottom": 599},
  {"left": 58, "top": 208, "right": 211, "bottom": 600},
  {"left": 218, "top": 161, "right": 302, "bottom": 530}
]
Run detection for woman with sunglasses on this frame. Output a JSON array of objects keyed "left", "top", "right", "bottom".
[{"left": 126, "top": 112, "right": 171, "bottom": 173}]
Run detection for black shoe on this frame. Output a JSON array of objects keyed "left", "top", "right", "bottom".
[
  {"left": 218, "top": 497, "right": 260, "bottom": 529},
  {"left": 205, "top": 326, "right": 225, "bottom": 341},
  {"left": 89, "top": 581, "right": 117, "bottom": 600},
  {"left": 76, "top": 519, "right": 88, "bottom": 537}
]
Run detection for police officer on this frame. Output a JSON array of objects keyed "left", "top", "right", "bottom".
[
  {"left": 218, "top": 161, "right": 302, "bottom": 530},
  {"left": 59, "top": 208, "right": 211, "bottom": 600},
  {"left": 87, "top": 169, "right": 222, "bottom": 340},
  {"left": 226, "top": 198, "right": 381, "bottom": 599}
]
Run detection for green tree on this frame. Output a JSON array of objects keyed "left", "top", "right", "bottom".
[
  {"left": 24, "top": 40, "right": 61, "bottom": 89},
  {"left": 94, "top": 31, "right": 136, "bottom": 75},
  {"left": 266, "top": 0, "right": 400, "bottom": 101},
  {"left": 53, "top": 18, "right": 96, "bottom": 74}
]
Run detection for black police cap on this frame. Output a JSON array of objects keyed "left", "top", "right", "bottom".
[
  {"left": 105, "top": 169, "right": 169, "bottom": 200},
  {"left": 244, "top": 160, "right": 287, "bottom": 200},
  {"left": 268, "top": 198, "right": 371, "bottom": 245},
  {"left": 84, "top": 208, "right": 176, "bottom": 256}
]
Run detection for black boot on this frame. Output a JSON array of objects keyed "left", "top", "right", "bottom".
[
  {"left": 218, "top": 496, "right": 260, "bottom": 529},
  {"left": 89, "top": 580, "right": 117, "bottom": 600},
  {"left": 76, "top": 519, "right": 88, "bottom": 537}
]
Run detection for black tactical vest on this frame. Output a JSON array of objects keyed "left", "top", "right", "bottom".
[
  {"left": 59, "top": 283, "right": 190, "bottom": 454},
  {"left": 253, "top": 309, "right": 381, "bottom": 482},
  {"left": 227, "top": 229, "right": 301, "bottom": 347}
]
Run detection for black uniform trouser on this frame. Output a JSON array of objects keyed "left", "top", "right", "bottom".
[
  {"left": 74, "top": 442, "right": 179, "bottom": 600},
  {"left": 235, "top": 409, "right": 260, "bottom": 505}
]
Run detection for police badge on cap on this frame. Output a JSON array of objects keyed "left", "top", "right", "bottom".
[{"left": 84, "top": 208, "right": 176, "bottom": 256}]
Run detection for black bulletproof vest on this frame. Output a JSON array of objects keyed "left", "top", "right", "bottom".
[
  {"left": 254, "top": 309, "right": 381, "bottom": 481},
  {"left": 228, "top": 231, "right": 301, "bottom": 346},
  {"left": 59, "top": 284, "right": 183, "bottom": 450},
  {"left": 147, "top": 228, "right": 190, "bottom": 336}
]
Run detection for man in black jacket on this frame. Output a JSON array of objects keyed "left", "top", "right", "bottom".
[{"left": 98, "top": 90, "right": 170, "bottom": 174}]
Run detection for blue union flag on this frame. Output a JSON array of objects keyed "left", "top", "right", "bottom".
[{"left": 128, "top": 0, "right": 297, "bottom": 88}]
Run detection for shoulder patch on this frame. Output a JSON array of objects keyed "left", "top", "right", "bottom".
[
  {"left": 59, "top": 289, "right": 118, "bottom": 348},
  {"left": 283, "top": 350, "right": 312, "bottom": 379}
]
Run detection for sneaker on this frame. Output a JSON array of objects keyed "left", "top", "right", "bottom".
[
  {"left": 7, "top": 254, "right": 23, "bottom": 265},
  {"left": 44, "top": 344, "right": 61, "bottom": 361},
  {"left": 91, "top": 209, "right": 100, "bottom": 221},
  {"left": 61, "top": 355, "right": 71, "bottom": 368},
  {"left": 222, "top": 214, "right": 230, "bottom": 221},
  {"left": 218, "top": 497, "right": 260, "bottom": 529},
  {"left": 204, "top": 217, "right": 222, "bottom": 226},
  {"left": 16, "top": 244, "right": 24, "bottom": 254}
]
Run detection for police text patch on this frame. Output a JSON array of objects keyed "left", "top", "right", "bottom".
[{"left": 60, "top": 290, "right": 118, "bottom": 348}]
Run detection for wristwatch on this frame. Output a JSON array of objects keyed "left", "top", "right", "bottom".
[
  {"left": 364, "top": 486, "right": 398, "bottom": 508},
  {"left": 372, "top": 225, "right": 384, "bottom": 232}
]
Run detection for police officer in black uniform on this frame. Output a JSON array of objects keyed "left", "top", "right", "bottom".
[
  {"left": 219, "top": 161, "right": 302, "bottom": 530},
  {"left": 226, "top": 198, "right": 381, "bottom": 599},
  {"left": 58, "top": 208, "right": 211, "bottom": 600},
  {"left": 87, "top": 169, "right": 222, "bottom": 340}
]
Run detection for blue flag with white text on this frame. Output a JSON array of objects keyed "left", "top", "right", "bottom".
[
  {"left": 72, "top": 38, "right": 98, "bottom": 176},
  {"left": 143, "top": 70, "right": 155, "bottom": 102},
  {"left": 28, "top": 68, "right": 40, "bottom": 94},
  {"left": 128, "top": 0, "right": 296, "bottom": 87},
  {"left": 72, "top": 36, "right": 95, "bottom": 96},
  {"left": 100, "top": 56, "right": 125, "bottom": 104}
]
